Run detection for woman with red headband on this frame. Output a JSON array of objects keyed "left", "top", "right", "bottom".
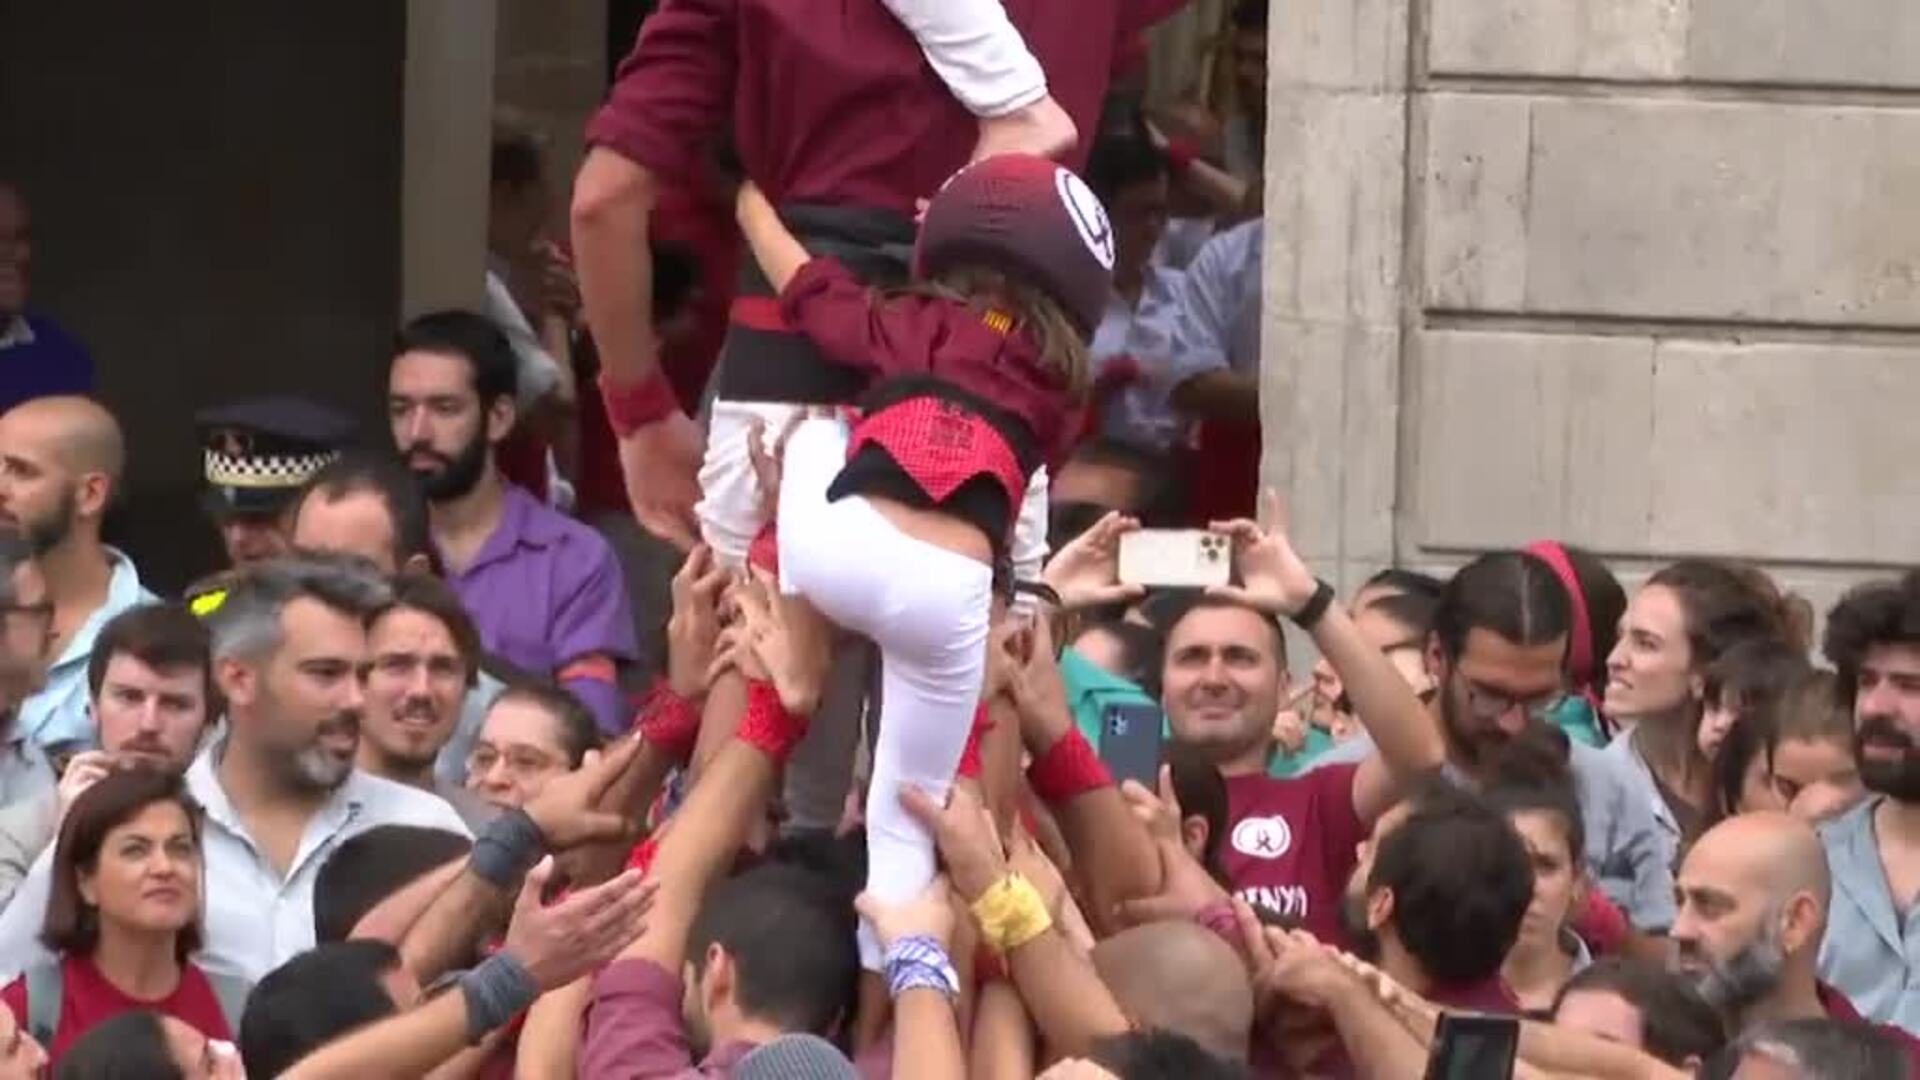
[{"left": 1524, "top": 542, "right": 1627, "bottom": 748}]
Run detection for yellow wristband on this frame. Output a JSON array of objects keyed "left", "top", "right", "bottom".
[{"left": 970, "top": 873, "right": 1053, "bottom": 954}]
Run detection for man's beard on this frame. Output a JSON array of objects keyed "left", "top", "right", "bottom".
[
  {"left": 374, "top": 698, "right": 447, "bottom": 772},
  {"left": 406, "top": 429, "right": 489, "bottom": 502},
  {"left": 1856, "top": 714, "right": 1920, "bottom": 801},
  {"left": 1439, "top": 684, "right": 1507, "bottom": 772},
  {"left": 259, "top": 684, "right": 359, "bottom": 794},
  {"left": 1675, "top": 924, "right": 1785, "bottom": 1013},
  {"left": 10, "top": 486, "right": 74, "bottom": 556}
]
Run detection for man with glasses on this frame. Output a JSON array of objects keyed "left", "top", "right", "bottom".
[
  {"left": 354, "top": 571, "right": 496, "bottom": 831},
  {"left": 1423, "top": 551, "right": 1675, "bottom": 933},
  {"left": 1304, "top": 551, "right": 1674, "bottom": 932}
]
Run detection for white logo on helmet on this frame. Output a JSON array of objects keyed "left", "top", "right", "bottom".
[{"left": 1054, "top": 167, "right": 1116, "bottom": 271}]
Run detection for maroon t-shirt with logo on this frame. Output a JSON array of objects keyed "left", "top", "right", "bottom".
[{"left": 1222, "top": 763, "right": 1369, "bottom": 945}]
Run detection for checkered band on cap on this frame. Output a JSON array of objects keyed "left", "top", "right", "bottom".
[{"left": 204, "top": 448, "right": 339, "bottom": 490}]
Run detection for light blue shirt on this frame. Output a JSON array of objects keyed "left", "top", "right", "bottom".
[
  {"left": 1105, "top": 219, "right": 1263, "bottom": 453},
  {"left": 1819, "top": 796, "right": 1920, "bottom": 1036},
  {"left": 0, "top": 727, "right": 51, "bottom": 810},
  {"left": 17, "top": 548, "right": 155, "bottom": 751},
  {"left": 0, "top": 741, "right": 471, "bottom": 984},
  {"left": 1601, "top": 731, "right": 1684, "bottom": 880}
]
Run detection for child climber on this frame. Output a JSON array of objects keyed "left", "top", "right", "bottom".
[{"left": 734, "top": 155, "right": 1114, "bottom": 967}]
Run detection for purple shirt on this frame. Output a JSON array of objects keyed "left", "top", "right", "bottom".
[
  {"left": 0, "top": 314, "right": 93, "bottom": 416},
  {"left": 444, "top": 486, "right": 636, "bottom": 733}
]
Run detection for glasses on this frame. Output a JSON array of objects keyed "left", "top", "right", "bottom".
[
  {"left": 467, "top": 745, "right": 561, "bottom": 779},
  {"left": 1460, "top": 679, "right": 1568, "bottom": 724},
  {"left": 369, "top": 652, "right": 468, "bottom": 684}
]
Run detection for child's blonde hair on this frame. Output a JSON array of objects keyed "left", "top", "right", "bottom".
[{"left": 902, "top": 264, "right": 1093, "bottom": 400}]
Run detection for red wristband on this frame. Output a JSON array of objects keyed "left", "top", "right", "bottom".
[
  {"left": 1194, "top": 900, "right": 1241, "bottom": 949},
  {"left": 955, "top": 703, "right": 994, "bottom": 780},
  {"left": 1164, "top": 137, "right": 1199, "bottom": 176},
  {"left": 635, "top": 681, "right": 701, "bottom": 764},
  {"left": 747, "top": 520, "right": 780, "bottom": 577},
  {"left": 625, "top": 835, "right": 662, "bottom": 875},
  {"left": 1025, "top": 727, "right": 1112, "bottom": 804},
  {"left": 973, "top": 942, "right": 1009, "bottom": 985},
  {"left": 734, "top": 680, "right": 809, "bottom": 764},
  {"left": 597, "top": 370, "right": 681, "bottom": 437}
]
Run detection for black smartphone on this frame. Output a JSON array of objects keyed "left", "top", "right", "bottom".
[
  {"left": 1424, "top": 1013, "right": 1519, "bottom": 1080},
  {"left": 1098, "top": 702, "right": 1165, "bottom": 788}
]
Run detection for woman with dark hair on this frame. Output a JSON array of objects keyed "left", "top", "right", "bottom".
[
  {"left": 1524, "top": 541, "right": 1627, "bottom": 747},
  {"left": 1601, "top": 559, "right": 1799, "bottom": 860},
  {"left": 2, "top": 771, "right": 246, "bottom": 1067},
  {"left": 1485, "top": 743, "right": 1592, "bottom": 1014}
]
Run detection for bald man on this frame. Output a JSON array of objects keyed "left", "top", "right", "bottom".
[
  {"left": 0, "top": 396, "right": 154, "bottom": 754},
  {"left": 1091, "top": 921, "right": 1254, "bottom": 1063},
  {"left": 1671, "top": 812, "right": 1920, "bottom": 1069}
]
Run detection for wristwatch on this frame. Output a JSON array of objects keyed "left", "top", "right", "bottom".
[{"left": 1291, "top": 579, "right": 1337, "bottom": 631}]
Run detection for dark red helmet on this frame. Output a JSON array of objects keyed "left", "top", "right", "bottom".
[{"left": 914, "top": 154, "right": 1116, "bottom": 338}]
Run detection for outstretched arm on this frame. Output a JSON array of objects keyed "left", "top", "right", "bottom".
[
  {"left": 735, "top": 181, "right": 812, "bottom": 294},
  {"left": 1209, "top": 490, "right": 1445, "bottom": 824}
]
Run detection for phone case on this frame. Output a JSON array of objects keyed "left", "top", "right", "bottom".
[{"left": 1116, "top": 530, "right": 1232, "bottom": 588}]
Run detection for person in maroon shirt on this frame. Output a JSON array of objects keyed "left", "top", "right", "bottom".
[
  {"left": 2, "top": 771, "right": 244, "bottom": 1067},
  {"left": 1154, "top": 493, "right": 1447, "bottom": 946},
  {"left": 571, "top": 0, "right": 1190, "bottom": 556},
  {"left": 1671, "top": 811, "right": 1920, "bottom": 1072}
]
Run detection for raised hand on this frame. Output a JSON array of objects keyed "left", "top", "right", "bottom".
[
  {"left": 856, "top": 875, "right": 960, "bottom": 953},
  {"left": 522, "top": 735, "right": 644, "bottom": 850},
  {"left": 1043, "top": 511, "right": 1145, "bottom": 612},
  {"left": 502, "top": 858, "right": 656, "bottom": 990},
  {"left": 1114, "top": 768, "right": 1230, "bottom": 926},
  {"left": 1207, "top": 489, "right": 1318, "bottom": 618},
  {"left": 899, "top": 783, "right": 1010, "bottom": 904},
  {"left": 55, "top": 750, "right": 113, "bottom": 821},
  {"left": 666, "top": 544, "right": 730, "bottom": 698}
]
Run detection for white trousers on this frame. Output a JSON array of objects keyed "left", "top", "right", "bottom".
[
  {"left": 777, "top": 416, "right": 993, "bottom": 969},
  {"left": 878, "top": 0, "right": 1047, "bottom": 118},
  {"left": 696, "top": 399, "right": 1050, "bottom": 583}
]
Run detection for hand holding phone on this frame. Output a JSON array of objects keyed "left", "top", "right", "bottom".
[
  {"left": 1116, "top": 529, "right": 1232, "bottom": 589},
  {"left": 1424, "top": 1013, "right": 1519, "bottom": 1080}
]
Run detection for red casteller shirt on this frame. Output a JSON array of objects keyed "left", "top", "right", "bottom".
[
  {"left": 1221, "top": 764, "right": 1371, "bottom": 947},
  {"left": 586, "top": 0, "right": 1194, "bottom": 211},
  {"left": 2, "top": 954, "right": 232, "bottom": 1065},
  {"left": 779, "top": 258, "right": 1083, "bottom": 472}
]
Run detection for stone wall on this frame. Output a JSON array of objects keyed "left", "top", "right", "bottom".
[
  {"left": 493, "top": 0, "right": 608, "bottom": 231},
  {"left": 1262, "top": 0, "right": 1920, "bottom": 622}
]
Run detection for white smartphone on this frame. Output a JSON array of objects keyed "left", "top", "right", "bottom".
[{"left": 1117, "top": 529, "right": 1232, "bottom": 589}]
